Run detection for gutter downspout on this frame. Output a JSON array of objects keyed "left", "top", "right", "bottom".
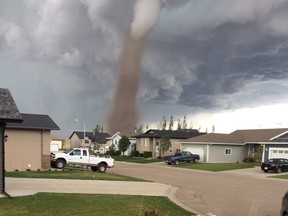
[{"left": 41, "top": 129, "right": 44, "bottom": 169}]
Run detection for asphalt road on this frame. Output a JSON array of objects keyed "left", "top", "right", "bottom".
[{"left": 109, "top": 162, "right": 288, "bottom": 216}]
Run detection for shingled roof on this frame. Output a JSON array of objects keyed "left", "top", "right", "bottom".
[
  {"left": 183, "top": 128, "right": 288, "bottom": 144},
  {"left": 70, "top": 131, "right": 111, "bottom": 144},
  {"left": 6, "top": 113, "right": 60, "bottom": 130},
  {"left": 134, "top": 129, "right": 205, "bottom": 139},
  {"left": 0, "top": 88, "right": 22, "bottom": 123}
]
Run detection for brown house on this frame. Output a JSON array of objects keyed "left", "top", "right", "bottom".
[{"left": 5, "top": 113, "right": 60, "bottom": 171}]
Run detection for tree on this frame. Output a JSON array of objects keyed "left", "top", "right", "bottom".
[
  {"left": 177, "top": 118, "right": 182, "bottom": 130},
  {"left": 93, "top": 124, "right": 102, "bottom": 133},
  {"left": 161, "top": 115, "right": 167, "bottom": 130},
  {"left": 182, "top": 116, "right": 187, "bottom": 129},
  {"left": 135, "top": 124, "right": 144, "bottom": 133},
  {"left": 168, "top": 115, "right": 174, "bottom": 130},
  {"left": 212, "top": 124, "right": 215, "bottom": 133},
  {"left": 160, "top": 136, "right": 171, "bottom": 157},
  {"left": 118, "top": 135, "right": 131, "bottom": 155}
]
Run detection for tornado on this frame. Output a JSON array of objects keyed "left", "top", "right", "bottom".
[{"left": 107, "top": 0, "right": 162, "bottom": 134}]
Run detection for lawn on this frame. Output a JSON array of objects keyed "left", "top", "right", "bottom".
[
  {"left": 271, "top": 174, "right": 288, "bottom": 179},
  {"left": 175, "top": 162, "right": 256, "bottom": 172},
  {"left": 113, "top": 156, "right": 162, "bottom": 164},
  {"left": 5, "top": 170, "right": 147, "bottom": 181},
  {"left": 0, "top": 193, "right": 195, "bottom": 216}
]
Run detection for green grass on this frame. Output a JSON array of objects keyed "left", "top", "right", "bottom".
[
  {"left": 113, "top": 156, "right": 162, "bottom": 163},
  {"left": 175, "top": 162, "right": 256, "bottom": 172},
  {"left": 270, "top": 174, "right": 288, "bottom": 179},
  {"left": 5, "top": 170, "right": 147, "bottom": 181},
  {"left": 0, "top": 193, "right": 195, "bottom": 216}
]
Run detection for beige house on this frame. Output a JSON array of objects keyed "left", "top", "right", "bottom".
[
  {"left": 5, "top": 113, "right": 60, "bottom": 171},
  {"left": 135, "top": 129, "right": 205, "bottom": 158}
]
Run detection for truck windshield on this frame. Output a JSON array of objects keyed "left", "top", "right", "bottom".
[{"left": 63, "top": 149, "right": 73, "bottom": 154}]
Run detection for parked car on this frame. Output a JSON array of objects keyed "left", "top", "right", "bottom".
[
  {"left": 261, "top": 158, "right": 288, "bottom": 173},
  {"left": 50, "top": 148, "right": 114, "bottom": 173},
  {"left": 281, "top": 191, "right": 288, "bottom": 216},
  {"left": 163, "top": 151, "right": 200, "bottom": 165}
]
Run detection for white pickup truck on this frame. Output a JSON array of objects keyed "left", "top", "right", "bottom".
[{"left": 50, "top": 148, "right": 114, "bottom": 173}]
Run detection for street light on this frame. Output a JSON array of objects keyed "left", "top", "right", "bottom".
[{"left": 75, "top": 119, "right": 86, "bottom": 140}]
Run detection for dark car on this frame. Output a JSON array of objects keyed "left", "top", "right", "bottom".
[
  {"left": 261, "top": 158, "right": 288, "bottom": 173},
  {"left": 281, "top": 191, "right": 288, "bottom": 216}
]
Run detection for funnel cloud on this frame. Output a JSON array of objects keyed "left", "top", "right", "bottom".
[{"left": 107, "top": 0, "right": 162, "bottom": 134}]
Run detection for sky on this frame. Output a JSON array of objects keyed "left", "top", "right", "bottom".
[{"left": 1, "top": 0, "right": 288, "bottom": 138}]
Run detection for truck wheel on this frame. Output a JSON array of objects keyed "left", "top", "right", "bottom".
[
  {"left": 91, "top": 166, "right": 98, "bottom": 172},
  {"left": 175, "top": 160, "right": 179, "bottom": 165},
  {"left": 98, "top": 163, "right": 107, "bottom": 173},
  {"left": 277, "top": 167, "right": 282, "bottom": 173},
  {"left": 55, "top": 159, "right": 65, "bottom": 169},
  {"left": 194, "top": 159, "right": 199, "bottom": 163},
  {"left": 50, "top": 161, "right": 56, "bottom": 168}
]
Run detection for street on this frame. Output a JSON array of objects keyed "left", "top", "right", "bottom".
[{"left": 109, "top": 162, "right": 287, "bottom": 216}]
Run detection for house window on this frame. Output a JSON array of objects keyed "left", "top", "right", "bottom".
[
  {"left": 144, "top": 139, "right": 147, "bottom": 147},
  {"left": 115, "top": 140, "right": 118, "bottom": 145},
  {"left": 225, "top": 148, "right": 232, "bottom": 155},
  {"left": 84, "top": 139, "right": 89, "bottom": 144},
  {"left": 169, "top": 147, "right": 173, "bottom": 153}
]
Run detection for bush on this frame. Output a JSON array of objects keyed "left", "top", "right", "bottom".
[
  {"left": 143, "top": 151, "right": 152, "bottom": 158},
  {"left": 131, "top": 150, "right": 139, "bottom": 157}
]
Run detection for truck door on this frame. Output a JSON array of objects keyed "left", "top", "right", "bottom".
[{"left": 67, "top": 149, "right": 89, "bottom": 165}]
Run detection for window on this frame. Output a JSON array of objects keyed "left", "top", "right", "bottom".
[
  {"left": 83, "top": 150, "right": 87, "bottom": 156},
  {"left": 70, "top": 149, "right": 81, "bottom": 156},
  {"left": 115, "top": 140, "right": 118, "bottom": 145},
  {"left": 225, "top": 148, "right": 232, "bottom": 155}
]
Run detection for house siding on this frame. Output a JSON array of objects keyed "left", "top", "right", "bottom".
[
  {"left": 5, "top": 129, "right": 51, "bottom": 170},
  {"left": 208, "top": 145, "right": 247, "bottom": 163}
]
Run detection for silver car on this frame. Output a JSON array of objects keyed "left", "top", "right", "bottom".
[{"left": 281, "top": 191, "right": 288, "bottom": 216}]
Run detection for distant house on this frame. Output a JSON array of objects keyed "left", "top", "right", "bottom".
[
  {"left": 106, "top": 132, "right": 137, "bottom": 156},
  {"left": 50, "top": 136, "right": 62, "bottom": 152},
  {"left": 180, "top": 128, "right": 288, "bottom": 163},
  {"left": 5, "top": 113, "right": 60, "bottom": 170},
  {"left": 69, "top": 131, "right": 110, "bottom": 152},
  {"left": 135, "top": 129, "right": 205, "bottom": 158}
]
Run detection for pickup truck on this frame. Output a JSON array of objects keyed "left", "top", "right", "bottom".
[
  {"left": 50, "top": 148, "right": 114, "bottom": 173},
  {"left": 163, "top": 151, "right": 200, "bottom": 165}
]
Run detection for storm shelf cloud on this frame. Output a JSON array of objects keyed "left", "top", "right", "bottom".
[{"left": 1, "top": 0, "right": 288, "bottom": 137}]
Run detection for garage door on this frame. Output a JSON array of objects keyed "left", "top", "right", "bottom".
[
  {"left": 50, "top": 144, "right": 59, "bottom": 152},
  {"left": 181, "top": 144, "right": 205, "bottom": 162},
  {"left": 269, "top": 148, "right": 288, "bottom": 159}
]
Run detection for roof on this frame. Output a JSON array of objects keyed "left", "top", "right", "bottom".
[
  {"left": 0, "top": 88, "right": 22, "bottom": 123},
  {"left": 134, "top": 129, "right": 204, "bottom": 139},
  {"left": 71, "top": 131, "right": 111, "bottom": 143},
  {"left": 183, "top": 128, "right": 288, "bottom": 144},
  {"left": 6, "top": 113, "right": 60, "bottom": 130}
]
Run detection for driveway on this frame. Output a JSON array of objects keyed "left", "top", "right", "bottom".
[{"left": 109, "top": 162, "right": 287, "bottom": 216}]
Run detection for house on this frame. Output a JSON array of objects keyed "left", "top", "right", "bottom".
[
  {"left": 106, "top": 132, "right": 137, "bottom": 155},
  {"left": 50, "top": 136, "right": 62, "bottom": 151},
  {"left": 69, "top": 131, "right": 111, "bottom": 152},
  {"left": 180, "top": 128, "right": 288, "bottom": 163},
  {"left": 5, "top": 113, "right": 60, "bottom": 170},
  {"left": 0, "top": 88, "right": 22, "bottom": 194},
  {"left": 135, "top": 129, "right": 205, "bottom": 158}
]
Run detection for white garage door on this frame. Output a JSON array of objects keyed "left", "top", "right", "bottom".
[
  {"left": 50, "top": 144, "right": 59, "bottom": 152},
  {"left": 181, "top": 144, "right": 205, "bottom": 162},
  {"left": 269, "top": 148, "right": 288, "bottom": 159}
]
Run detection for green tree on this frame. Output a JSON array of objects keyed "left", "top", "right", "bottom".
[
  {"left": 161, "top": 115, "right": 167, "bottom": 130},
  {"left": 93, "top": 124, "right": 102, "bottom": 133},
  {"left": 118, "top": 136, "right": 131, "bottom": 155},
  {"left": 177, "top": 118, "right": 182, "bottom": 130},
  {"left": 182, "top": 116, "right": 187, "bottom": 129},
  {"left": 135, "top": 124, "right": 144, "bottom": 133},
  {"left": 160, "top": 136, "right": 171, "bottom": 156},
  {"left": 168, "top": 115, "right": 174, "bottom": 130}
]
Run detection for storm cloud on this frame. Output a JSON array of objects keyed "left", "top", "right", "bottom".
[{"left": 1, "top": 0, "right": 288, "bottom": 137}]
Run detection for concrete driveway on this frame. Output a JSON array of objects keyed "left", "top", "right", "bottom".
[{"left": 109, "top": 162, "right": 288, "bottom": 216}]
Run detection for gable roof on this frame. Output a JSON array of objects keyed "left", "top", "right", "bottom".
[
  {"left": 71, "top": 131, "right": 111, "bottom": 143},
  {"left": 6, "top": 113, "right": 60, "bottom": 130},
  {"left": 0, "top": 88, "right": 22, "bottom": 123},
  {"left": 183, "top": 128, "right": 288, "bottom": 144},
  {"left": 135, "top": 129, "right": 204, "bottom": 139}
]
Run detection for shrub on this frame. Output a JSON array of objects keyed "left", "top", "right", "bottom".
[
  {"left": 131, "top": 150, "right": 139, "bottom": 157},
  {"left": 143, "top": 151, "right": 152, "bottom": 158}
]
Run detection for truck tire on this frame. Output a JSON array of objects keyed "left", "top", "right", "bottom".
[
  {"left": 98, "top": 163, "right": 107, "bottom": 173},
  {"left": 91, "top": 166, "right": 98, "bottom": 172},
  {"left": 194, "top": 159, "right": 199, "bottom": 163},
  {"left": 55, "top": 159, "right": 65, "bottom": 169},
  {"left": 50, "top": 161, "right": 56, "bottom": 168},
  {"left": 174, "top": 160, "right": 179, "bottom": 165}
]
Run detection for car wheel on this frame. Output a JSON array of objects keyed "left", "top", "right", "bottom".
[
  {"left": 277, "top": 167, "right": 282, "bottom": 173},
  {"left": 55, "top": 159, "right": 65, "bottom": 169},
  {"left": 98, "top": 163, "right": 107, "bottom": 173},
  {"left": 175, "top": 160, "right": 179, "bottom": 165},
  {"left": 91, "top": 166, "right": 98, "bottom": 172}
]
